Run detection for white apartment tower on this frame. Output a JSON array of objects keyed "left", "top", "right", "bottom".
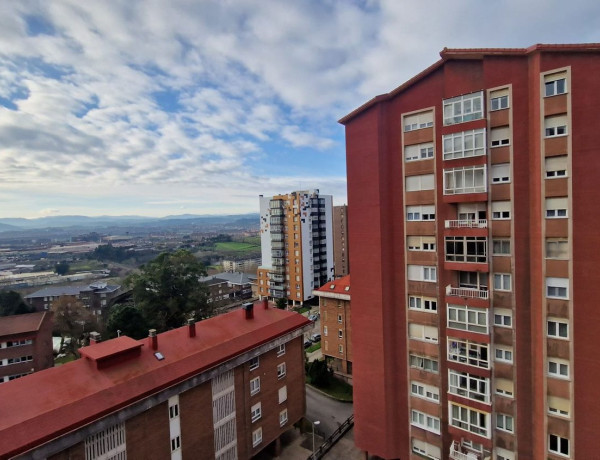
[{"left": 257, "top": 190, "right": 334, "bottom": 305}]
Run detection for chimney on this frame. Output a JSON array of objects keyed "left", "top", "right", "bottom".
[
  {"left": 187, "top": 318, "right": 196, "bottom": 338},
  {"left": 262, "top": 298, "right": 269, "bottom": 309},
  {"left": 242, "top": 302, "right": 254, "bottom": 320},
  {"left": 89, "top": 332, "right": 101, "bottom": 345},
  {"left": 149, "top": 329, "right": 158, "bottom": 350}
]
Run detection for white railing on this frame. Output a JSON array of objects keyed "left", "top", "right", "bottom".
[
  {"left": 446, "top": 285, "right": 489, "bottom": 299},
  {"left": 450, "top": 442, "right": 480, "bottom": 460},
  {"left": 445, "top": 219, "right": 488, "bottom": 229}
]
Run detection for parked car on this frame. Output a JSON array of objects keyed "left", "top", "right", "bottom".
[
  {"left": 304, "top": 339, "right": 313, "bottom": 349},
  {"left": 308, "top": 314, "right": 318, "bottom": 321},
  {"left": 310, "top": 333, "right": 321, "bottom": 343}
]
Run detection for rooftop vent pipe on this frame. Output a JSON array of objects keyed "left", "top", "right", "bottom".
[
  {"left": 149, "top": 329, "right": 158, "bottom": 350},
  {"left": 242, "top": 302, "right": 254, "bottom": 319}
]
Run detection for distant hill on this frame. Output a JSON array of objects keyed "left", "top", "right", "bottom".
[{"left": 0, "top": 223, "right": 19, "bottom": 231}]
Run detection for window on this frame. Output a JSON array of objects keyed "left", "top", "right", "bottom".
[
  {"left": 548, "top": 358, "right": 570, "bottom": 379},
  {"left": 494, "top": 273, "right": 511, "bottom": 291},
  {"left": 408, "top": 295, "right": 437, "bottom": 313},
  {"left": 496, "top": 413, "right": 514, "bottom": 433},
  {"left": 250, "top": 377, "right": 260, "bottom": 395},
  {"left": 458, "top": 271, "right": 488, "bottom": 291},
  {"left": 442, "top": 129, "right": 486, "bottom": 159},
  {"left": 491, "top": 201, "right": 511, "bottom": 219},
  {"left": 449, "top": 403, "right": 489, "bottom": 437},
  {"left": 338, "top": 329, "right": 343, "bottom": 339},
  {"left": 84, "top": 423, "right": 126, "bottom": 460},
  {"left": 545, "top": 197, "right": 568, "bottom": 218},
  {"left": 545, "top": 72, "right": 567, "bottom": 97},
  {"left": 406, "top": 205, "right": 435, "bottom": 221},
  {"left": 493, "top": 239, "right": 511, "bottom": 255},
  {"left": 251, "top": 402, "right": 262, "bottom": 422},
  {"left": 447, "top": 304, "right": 488, "bottom": 334},
  {"left": 545, "top": 156, "right": 567, "bottom": 178},
  {"left": 169, "top": 402, "right": 179, "bottom": 419},
  {"left": 404, "top": 111, "right": 433, "bottom": 131},
  {"left": 443, "top": 91, "right": 484, "bottom": 125},
  {"left": 277, "top": 362, "right": 286, "bottom": 379},
  {"left": 448, "top": 338, "right": 489, "bottom": 369},
  {"left": 406, "top": 174, "right": 434, "bottom": 191},
  {"left": 323, "top": 326, "right": 328, "bottom": 336},
  {"left": 337, "top": 313, "right": 343, "bottom": 323},
  {"left": 411, "top": 381, "right": 440, "bottom": 402},
  {"left": 546, "top": 277, "right": 568, "bottom": 299},
  {"left": 252, "top": 427, "right": 263, "bottom": 447},
  {"left": 491, "top": 163, "right": 510, "bottom": 183},
  {"left": 457, "top": 202, "right": 487, "bottom": 221},
  {"left": 407, "top": 265, "right": 437, "bottom": 282},
  {"left": 545, "top": 115, "right": 568, "bottom": 137},
  {"left": 338, "top": 344, "right": 344, "bottom": 354},
  {"left": 490, "top": 88, "right": 509, "bottom": 111},
  {"left": 5, "top": 355, "right": 33, "bottom": 365},
  {"left": 495, "top": 378, "right": 514, "bottom": 398},
  {"left": 276, "top": 344, "right": 285, "bottom": 356},
  {"left": 490, "top": 126, "right": 510, "bottom": 147},
  {"left": 409, "top": 354, "right": 438, "bottom": 373},
  {"left": 171, "top": 435, "right": 181, "bottom": 452},
  {"left": 249, "top": 356, "right": 259, "bottom": 371},
  {"left": 494, "top": 308, "right": 512, "bottom": 328},
  {"left": 411, "top": 409, "right": 440, "bottom": 434},
  {"left": 407, "top": 236, "right": 436, "bottom": 251},
  {"left": 445, "top": 236, "right": 487, "bottom": 263},
  {"left": 412, "top": 439, "right": 441, "bottom": 460},
  {"left": 405, "top": 142, "right": 434, "bottom": 161},
  {"left": 548, "top": 396, "right": 570, "bottom": 418},
  {"left": 549, "top": 434, "right": 569, "bottom": 457},
  {"left": 278, "top": 386, "right": 287, "bottom": 403},
  {"left": 408, "top": 323, "right": 439, "bottom": 343},
  {"left": 279, "top": 409, "right": 288, "bottom": 426},
  {"left": 5, "top": 339, "right": 33, "bottom": 348},
  {"left": 547, "top": 318, "right": 569, "bottom": 339},
  {"left": 443, "top": 165, "right": 487, "bottom": 194},
  {"left": 495, "top": 346, "right": 513, "bottom": 363}
]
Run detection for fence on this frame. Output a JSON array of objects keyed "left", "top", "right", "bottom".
[{"left": 307, "top": 414, "right": 354, "bottom": 460}]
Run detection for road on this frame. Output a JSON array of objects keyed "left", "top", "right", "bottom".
[{"left": 305, "top": 385, "right": 353, "bottom": 439}]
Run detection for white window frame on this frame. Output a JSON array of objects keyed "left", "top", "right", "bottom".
[
  {"left": 493, "top": 273, "right": 512, "bottom": 291},
  {"left": 545, "top": 115, "right": 568, "bottom": 138},
  {"left": 407, "top": 236, "right": 436, "bottom": 251},
  {"left": 447, "top": 337, "right": 489, "bottom": 369},
  {"left": 494, "top": 346, "right": 513, "bottom": 364},
  {"left": 279, "top": 408, "right": 288, "bottom": 427},
  {"left": 406, "top": 174, "right": 435, "bottom": 192},
  {"left": 323, "top": 325, "right": 328, "bottom": 336},
  {"left": 277, "top": 362, "right": 286, "bottom": 379},
  {"left": 545, "top": 197, "right": 568, "bottom": 218},
  {"left": 404, "top": 111, "right": 434, "bottom": 132},
  {"left": 276, "top": 344, "right": 285, "bottom": 357},
  {"left": 412, "top": 438, "right": 441, "bottom": 460},
  {"left": 447, "top": 304, "right": 488, "bottom": 334},
  {"left": 405, "top": 142, "right": 434, "bottom": 162},
  {"left": 548, "top": 433, "right": 569, "bottom": 457},
  {"left": 546, "top": 239, "right": 568, "bottom": 259},
  {"left": 494, "top": 308, "right": 513, "bottom": 328},
  {"left": 406, "top": 205, "right": 435, "bottom": 222},
  {"left": 171, "top": 435, "right": 181, "bottom": 452},
  {"left": 547, "top": 318, "right": 569, "bottom": 339},
  {"left": 490, "top": 89, "right": 509, "bottom": 111},
  {"left": 448, "top": 369, "right": 490, "bottom": 403},
  {"left": 443, "top": 91, "right": 484, "bottom": 125},
  {"left": 545, "top": 156, "right": 568, "bottom": 179},
  {"left": 496, "top": 447, "right": 515, "bottom": 460},
  {"left": 410, "top": 381, "right": 440, "bottom": 403},
  {"left": 250, "top": 377, "right": 260, "bottom": 396},
  {"left": 278, "top": 386, "right": 287, "bottom": 404},
  {"left": 548, "top": 396, "right": 570, "bottom": 418},
  {"left": 449, "top": 403, "right": 490, "bottom": 438},
  {"left": 442, "top": 129, "right": 486, "bottom": 159},
  {"left": 548, "top": 358, "right": 570, "bottom": 379},
  {"left": 252, "top": 427, "right": 262, "bottom": 447},
  {"left": 496, "top": 413, "right": 514, "bottom": 433},
  {"left": 249, "top": 356, "right": 259, "bottom": 371},
  {"left": 444, "top": 236, "right": 487, "bottom": 263},
  {"left": 491, "top": 163, "right": 510, "bottom": 183},
  {"left": 492, "top": 239, "right": 511, "bottom": 256},
  {"left": 408, "top": 295, "right": 437, "bottom": 313},
  {"left": 546, "top": 277, "right": 569, "bottom": 299},
  {"left": 411, "top": 409, "right": 441, "bottom": 434},
  {"left": 251, "top": 402, "right": 262, "bottom": 423},
  {"left": 495, "top": 378, "right": 514, "bottom": 398},
  {"left": 491, "top": 201, "right": 511, "bottom": 220},
  {"left": 544, "top": 73, "right": 567, "bottom": 97},
  {"left": 443, "top": 165, "right": 487, "bottom": 195},
  {"left": 409, "top": 354, "right": 439, "bottom": 373},
  {"left": 407, "top": 265, "right": 437, "bottom": 282},
  {"left": 338, "top": 344, "right": 344, "bottom": 354},
  {"left": 490, "top": 126, "right": 510, "bottom": 148},
  {"left": 408, "top": 323, "right": 439, "bottom": 343}
]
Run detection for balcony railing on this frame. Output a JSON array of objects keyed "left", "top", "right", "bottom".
[
  {"left": 446, "top": 285, "right": 489, "bottom": 299},
  {"left": 449, "top": 442, "right": 480, "bottom": 460},
  {"left": 445, "top": 219, "right": 488, "bottom": 229}
]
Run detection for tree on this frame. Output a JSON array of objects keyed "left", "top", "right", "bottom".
[
  {"left": 307, "top": 359, "right": 332, "bottom": 387},
  {"left": 0, "top": 291, "right": 34, "bottom": 316},
  {"left": 51, "top": 296, "right": 96, "bottom": 357},
  {"left": 55, "top": 261, "right": 70, "bottom": 275},
  {"left": 126, "top": 250, "right": 211, "bottom": 332},
  {"left": 275, "top": 297, "right": 288, "bottom": 310},
  {"left": 106, "top": 304, "right": 149, "bottom": 340}
]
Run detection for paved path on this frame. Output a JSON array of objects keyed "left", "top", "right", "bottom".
[{"left": 305, "top": 385, "right": 353, "bottom": 438}]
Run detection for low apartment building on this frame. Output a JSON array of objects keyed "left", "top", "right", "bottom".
[
  {"left": 313, "top": 275, "right": 352, "bottom": 380},
  {"left": 0, "top": 300, "right": 311, "bottom": 459},
  {"left": 0, "top": 311, "right": 54, "bottom": 383},
  {"left": 25, "top": 282, "right": 121, "bottom": 315}
]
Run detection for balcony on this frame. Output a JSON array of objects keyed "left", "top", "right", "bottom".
[
  {"left": 271, "top": 250, "right": 284, "bottom": 258},
  {"left": 272, "top": 258, "right": 285, "bottom": 267},
  {"left": 271, "top": 267, "right": 285, "bottom": 275},
  {"left": 449, "top": 442, "right": 480, "bottom": 460},
  {"left": 270, "top": 274, "right": 285, "bottom": 283},
  {"left": 445, "top": 219, "right": 487, "bottom": 229},
  {"left": 446, "top": 285, "right": 489, "bottom": 300},
  {"left": 269, "top": 290, "right": 286, "bottom": 299}
]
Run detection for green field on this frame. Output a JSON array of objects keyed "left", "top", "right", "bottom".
[{"left": 214, "top": 241, "right": 260, "bottom": 253}]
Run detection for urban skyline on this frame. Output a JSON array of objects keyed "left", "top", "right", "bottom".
[{"left": 2, "top": 2, "right": 600, "bottom": 218}]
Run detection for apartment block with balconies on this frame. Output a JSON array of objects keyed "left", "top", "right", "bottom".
[{"left": 340, "top": 44, "right": 600, "bottom": 460}]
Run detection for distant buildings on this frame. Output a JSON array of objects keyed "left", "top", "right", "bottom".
[
  {"left": 313, "top": 275, "right": 352, "bottom": 382},
  {"left": 222, "top": 258, "right": 261, "bottom": 273},
  {"left": 332, "top": 205, "right": 349, "bottom": 278},
  {"left": 0, "top": 301, "right": 311, "bottom": 459},
  {"left": 341, "top": 44, "right": 600, "bottom": 460},
  {"left": 0, "top": 311, "right": 54, "bottom": 383},
  {"left": 199, "top": 271, "right": 255, "bottom": 305},
  {"left": 258, "top": 190, "right": 334, "bottom": 305},
  {"left": 25, "top": 282, "right": 121, "bottom": 316}
]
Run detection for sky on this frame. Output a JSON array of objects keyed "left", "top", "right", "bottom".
[{"left": 1, "top": 1, "right": 599, "bottom": 219}]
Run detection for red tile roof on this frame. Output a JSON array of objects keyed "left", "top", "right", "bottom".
[
  {"left": 313, "top": 275, "right": 351, "bottom": 299},
  {"left": 339, "top": 43, "right": 600, "bottom": 124},
  {"left": 0, "top": 312, "right": 49, "bottom": 337},
  {"left": 0, "top": 303, "right": 310, "bottom": 458}
]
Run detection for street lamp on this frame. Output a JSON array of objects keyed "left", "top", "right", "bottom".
[{"left": 312, "top": 420, "right": 320, "bottom": 457}]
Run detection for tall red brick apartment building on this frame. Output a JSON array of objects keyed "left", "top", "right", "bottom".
[{"left": 340, "top": 44, "right": 600, "bottom": 460}]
